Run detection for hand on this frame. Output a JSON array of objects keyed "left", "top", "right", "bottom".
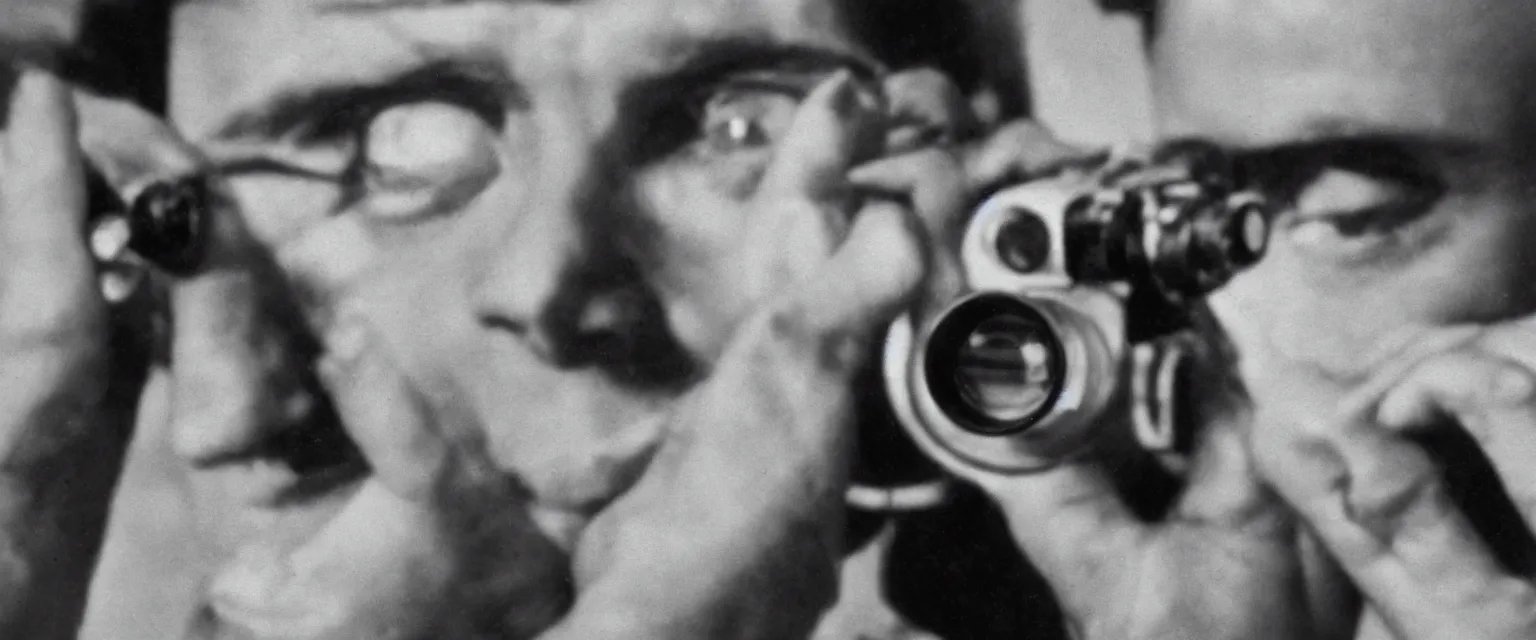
[
  {"left": 0, "top": 69, "right": 175, "bottom": 638},
  {"left": 183, "top": 318, "right": 570, "bottom": 639},
  {"left": 1254, "top": 316, "right": 1536, "bottom": 639},
  {"left": 0, "top": 0, "right": 87, "bottom": 59},
  {"left": 848, "top": 99, "right": 1352, "bottom": 638},
  {"left": 545, "top": 69, "right": 928, "bottom": 640},
  {"left": 165, "top": 121, "right": 569, "bottom": 639}
]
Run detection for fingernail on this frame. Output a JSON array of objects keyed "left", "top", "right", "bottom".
[
  {"left": 90, "top": 214, "right": 133, "bottom": 262},
  {"left": 98, "top": 265, "right": 144, "bottom": 304},
  {"left": 1494, "top": 366, "right": 1535, "bottom": 403}
]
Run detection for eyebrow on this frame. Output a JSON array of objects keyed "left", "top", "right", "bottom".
[
  {"left": 315, "top": 0, "right": 571, "bottom": 12},
  {"left": 210, "top": 55, "right": 525, "bottom": 142},
  {"left": 1225, "top": 116, "right": 1487, "bottom": 158},
  {"left": 663, "top": 37, "right": 885, "bottom": 87},
  {"left": 1226, "top": 132, "right": 1487, "bottom": 175}
]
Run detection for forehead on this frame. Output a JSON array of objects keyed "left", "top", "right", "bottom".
[
  {"left": 1152, "top": 0, "right": 1536, "bottom": 147},
  {"left": 169, "top": 0, "right": 856, "bottom": 136}
]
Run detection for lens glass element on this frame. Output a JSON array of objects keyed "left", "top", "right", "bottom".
[
  {"left": 952, "top": 315, "right": 1058, "bottom": 423},
  {"left": 994, "top": 210, "right": 1052, "bottom": 274},
  {"left": 923, "top": 295, "right": 1067, "bottom": 436}
]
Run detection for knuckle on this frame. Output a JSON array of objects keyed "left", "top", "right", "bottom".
[
  {"left": 989, "top": 119, "right": 1056, "bottom": 149},
  {"left": 1346, "top": 459, "right": 1443, "bottom": 541},
  {"left": 905, "top": 147, "right": 964, "bottom": 174}
]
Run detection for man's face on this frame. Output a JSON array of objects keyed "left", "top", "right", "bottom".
[
  {"left": 1153, "top": 0, "right": 1536, "bottom": 415},
  {"left": 168, "top": 0, "right": 879, "bottom": 623}
]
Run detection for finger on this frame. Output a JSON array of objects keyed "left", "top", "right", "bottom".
[
  {"left": 846, "top": 147, "right": 968, "bottom": 246},
  {"left": 0, "top": 0, "right": 85, "bottom": 62},
  {"left": 789, "top": 200, "right": 926, "bottom": 340},
  {"left": 1164, "top": 314, "right": 1289, "bottom": 530},
  {"left": 206, "top": 481, "right": 554, "bottom": 640},
  {"left": 1377, "top": 351, "right": 1536, "bottom": 526},
  {"left": 758, "top": 69, "right": 883, "bottom": 202},
  {"left": 314, "top": 319, "right": 451, "bottom": 502},
  {"left": 959, "top": 120, "right": 1107, "bottom": 192},
  {"left": 165, "top": 178, "right": 323, "bottom": 469},
  {"left": 0, "top": 69, "right": 97, "bottom": 343},
  {"left": 843, "top": 149, "right": 969, "bottom": 314},
  {"left": 881, "top": 68, "right": 979, "bottom": 152},
  {"left": 74, "top": 90, "right": 204, "bottom": 199},
  {"left": 1265, "top": 388, "right": 1536, "bottom": 638},
  {"left": 739, "top": 72, "right": 882, "bottom": 309},
  {"left": 968, "top": 462, "right": 1145, "bottom": 619}
]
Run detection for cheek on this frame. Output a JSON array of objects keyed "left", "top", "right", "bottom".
[
  {"left": 1213, "top": 194, "right": 1536, "bottom": 397},
  {"left": 226, "top": 177, "right": 342, "bottom": 248}
]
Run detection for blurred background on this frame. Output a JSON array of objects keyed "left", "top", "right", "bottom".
[{"left": 76, "top": 1, "right": 1155, "bottom": 638}]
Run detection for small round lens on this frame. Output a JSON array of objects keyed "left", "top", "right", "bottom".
[
  {"left": 924, "top": 295, "right": 1067, "bottom": 435},
  {"left": 995, "top": 210, "right": 1052, "bottom": 274},
  {"left": 952, "top": 315, "right": 1059, "bottom": 423}
]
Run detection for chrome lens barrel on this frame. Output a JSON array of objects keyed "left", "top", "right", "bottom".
[
  {"left": 885, "top": 291, "right": 1122, "bottom": 475},
  {"left": 922, "top": 294, "right": 1066, "bottom": 436}
]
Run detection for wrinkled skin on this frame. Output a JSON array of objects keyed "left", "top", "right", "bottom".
[
  {"left": 1154, "top": 0, "right": 1536, "bottom": 638},
  {"left": 163, "top": 1, "right": 1005, "bottom": 638}
]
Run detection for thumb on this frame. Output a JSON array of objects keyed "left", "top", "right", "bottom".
[
  {"left": 1168, "top": 311, "right": 1289, "bottom": 532},
  {"left": 786, "top": 199, "right": 926, "bottom": 345},
  {"left": 314, "top": 318, "right": 453, "bottom": 502}
]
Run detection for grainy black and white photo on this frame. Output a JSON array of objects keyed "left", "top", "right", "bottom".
[{"left": 3, "top": 0, "right": 1536, "bottom": 638}]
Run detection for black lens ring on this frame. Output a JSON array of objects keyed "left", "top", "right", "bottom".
[{"left": 922, "top": 294, "right": 1069, "bottom": 437}]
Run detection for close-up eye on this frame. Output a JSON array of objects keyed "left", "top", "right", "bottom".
[
  {"left": 1246, "top": 141, "right": 1447, "bottom": 260},
  {"left": 693, "top": 83, "right": 803, "bottom": 156},
  {"left": 352, "top": 100, "right": 502, "bottom": 222},
  {"left": 1293, "top": 144, "right": 1443, "bottom": 226}
]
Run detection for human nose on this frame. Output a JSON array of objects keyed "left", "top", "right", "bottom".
[{"left": 470, "top": 187, "right": 654, "bottom": 369}]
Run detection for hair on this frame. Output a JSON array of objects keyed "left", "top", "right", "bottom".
[
  {"left": 65, "top": 0, "right": 173, "bottom": 113},
  {"left": 88, "top": 0, "right": 1032, "bottom": 118},
  {"left": 837, "top": 0, "right": 1032, "bottom": 118}
]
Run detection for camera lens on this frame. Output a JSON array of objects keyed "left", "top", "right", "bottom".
[
  {"left": 994, "top": 210, "right": 1052, "bottom": 274},
  {"left": 954, "top": 316, "right": 1057, "bottom": 420},
  {"left": 1226, "top": 201, "right": 1269, "bottom": 267},
  {"left": 129, "top": 177, "right": 209, "bottom": 274},
  {"left": 924, "top": 295, "right": 1066, "bottom": 436}
]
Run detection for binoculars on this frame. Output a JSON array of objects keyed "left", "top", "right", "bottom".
[{"left": 881, "top": 141, "right": 1270, "bottom": 475}]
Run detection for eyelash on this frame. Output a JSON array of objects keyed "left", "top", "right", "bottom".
[
  {"left": 1239, "top": 143, "right": 1447, "bottom": 216},
  {"left": 621, "top": 68, "right": 831, "bottom": 166},
  {"left": 324, "top": 95, "right": 504, "bottom": 208},
  {"left": 298, "top": 78, "right": 508, "bottom": 147}
]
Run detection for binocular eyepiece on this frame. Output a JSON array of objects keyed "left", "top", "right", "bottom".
[
  {"left": 86, "top": 164, "right": 210, "bottom": 275},
  {"left": 883, "top": 141, "right": 1269, "bottom": 474}
]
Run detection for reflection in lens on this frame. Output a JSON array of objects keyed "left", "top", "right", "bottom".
[{"left": 951, "top": 314, "right": 1059, "bottom": 423}]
